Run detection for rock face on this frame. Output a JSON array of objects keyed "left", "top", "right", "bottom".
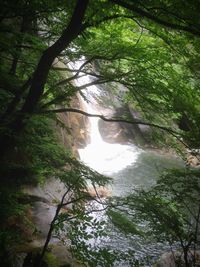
[
  {"left": 52, "top": 60, "right": 90, "bottom": 156},
  {"left": 155, "top": 250, "right": 200, "bottom": 267},
  {"left": 20, "top": 178, "right": 77, "bottom": 266},
  {"left": 91, "top": 62, "right": 153, "bottom": 147},
  {"left": 54, "top": 60, "right": 152, "bottom": 150},
  {"left": 155, "top": 252, "right": 176, "bottom": 267},
  {"left": 22, "top": 177, "right": 70, "bottom": 239},
  {"left": 98, "top": 106, "right": 151, "bottom": 146},
  {"left": 56, "top": 93, "right": 90, "bottom": 157},
  {"left": 186, "top": 150, "right": 200, "bottom": 168}
]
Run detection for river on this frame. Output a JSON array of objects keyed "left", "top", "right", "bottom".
[{"left": 72, "top": 59, "right": 184, "bottom": 266}]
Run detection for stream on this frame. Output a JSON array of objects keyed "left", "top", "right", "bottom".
[
  {"left": 22, "top": 59, "right": 185, "bottom": 267},
  {"left": 72, "top": 59, "right": 185, "bottom": 266}
]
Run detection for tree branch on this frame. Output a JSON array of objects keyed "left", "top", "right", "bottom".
[
  {"left": 43, "top": 107, "right": 192, "bottom": 149},
  {"left": 43, "top": 107, "right": 178, "bottom": 134},
  {"left": 83, "top": 14, "right": 138, "bottom": 28},
  {"left": 20, "top": 0, "right": 89, "bottom": 117},
  {"left": 111, "top": 0, "right": 200, "bottom": 37}
]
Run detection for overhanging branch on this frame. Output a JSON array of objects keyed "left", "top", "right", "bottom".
[
  {"left": 42, "top": 107, "right": 191, "bottom": 149},
  {"left": 111, "top": 0, "right": 200, "bottom": 37},
  {"left": 43, "top": 107, "right": 178, "bottom": 134}
]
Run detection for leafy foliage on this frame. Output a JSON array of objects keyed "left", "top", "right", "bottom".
[
  {"left": 108, "top": 168, "right": 200, "bottom": 265},
  {"left": 107, "top": 209, "right": 143, "bottom": 236},
  {"left": 0, "top": 0, "right": 200, "bottom": 266}
]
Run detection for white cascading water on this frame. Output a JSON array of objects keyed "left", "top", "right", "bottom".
[
  {"left": 68, "top": 59, "right": 185, "bottom": 266},
  {"left": 71, "top": 58, "right": 141, "bottom": 175}
]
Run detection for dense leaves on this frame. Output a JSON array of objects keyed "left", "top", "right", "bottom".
[
  {"left": 108, "top": 168, "right": 200, "bottom": 265},
  {"left": 0, "top": 0, "right": 200, "bottom": 266}
]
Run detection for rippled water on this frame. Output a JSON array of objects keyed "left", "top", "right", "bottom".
[
  {"left": 73, "top": 58, "right": 184, "bottom": 266},
  {"left": 79, "top": 121, "right": 184, "bottom": 266},
  {"left": 101, "top": 151, "right": 183, "bottom": 266},
  {"left": 111, "top": 150, "right": 184, "bottom": 196}
]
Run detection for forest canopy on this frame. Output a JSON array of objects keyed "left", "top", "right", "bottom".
[
  {"left": 0, "top": 0, "right": 200, "bottom": 266},
  {"left": 0, "top": 0, "right": 200, "bottom": 151}
]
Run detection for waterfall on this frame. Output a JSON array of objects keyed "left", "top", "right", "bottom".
[
  {"left": 71, "top": 58, "right": 141, "bottom": 175},
  {"left": 68, "top": 59, "right": 185, "bottom": 266}
]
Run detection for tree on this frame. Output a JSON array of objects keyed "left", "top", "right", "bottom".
[
  {"left": 108, "top": 168, "right": 200, "bottom": 266},
  {"left": 0, "top": 0, "right": 89, "bottom": 157},
  {"left": 111, "top": 0, "right": 200, "bottom": 37},
  {"left": 0, "top": 1, "right": 200, "bottom": 266},
  {"left": 1, "top": 0, "right": 200, "bottom": 155},
  {"left": 31, "top": 160, "right": 111, "bottom": 267}
]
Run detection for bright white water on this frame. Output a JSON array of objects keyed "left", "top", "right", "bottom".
[
  {"left": 71, "top": 58, "right": 141, "bottom": 175},
  {"left": 71, "top": 59, "right": 184, "bottom": 266},
  {"left": 78, "top": 111, "right": 140, "bottom": 175}
]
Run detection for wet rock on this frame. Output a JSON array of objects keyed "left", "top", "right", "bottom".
[
  {"left": 22, "top": 177, "right": 71, "bottom": 239},
  {"left": 155, "top": 252, "right": 176, "bottom": 267},
  {"left": 56, "top": 93, "right": 90, "bottom": 156},
  {"left": 18, "top": 194, "right": 49, "bottom": 204},
  {"left": 155, "top": 250, "right": 200, "bottom": 267},
  {"left": 51, "top": 243, "right": 73, "bottom": 266},
  {"left": 86, "top": 186, "right": 112, "bottom": 198},
  {"left": 186, "top": 150, "right": 200, "bottom": 168},
  {"left": 52, "top": 60, "right": 90, "bottom": 155},
  {"left": 98, "top": 107, "right": 150, "bottom": 146}
]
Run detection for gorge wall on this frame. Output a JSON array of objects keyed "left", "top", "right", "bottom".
[{"left": 55, "top": 93, "right": 90, "bottom": 157}]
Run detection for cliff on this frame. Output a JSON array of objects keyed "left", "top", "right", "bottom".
[{"left": 55, "top": 93, "right": 90, "bottom": 157}]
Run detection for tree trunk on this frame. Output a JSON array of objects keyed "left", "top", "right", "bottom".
[
  {"left": 0, "top": 0, "right": 89, "bottom": 158},
  {"left": 183, "top": 247, "right": 190, "bottom": 267},
  {"left": 35, "top": 188, "right": 70, "bottom": 267},
  {"left": 35, "top": 204, "right": 62, "bottom": 267},
  {"left": 20, "top": 0, "right": 89, "bottom": 117}
]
